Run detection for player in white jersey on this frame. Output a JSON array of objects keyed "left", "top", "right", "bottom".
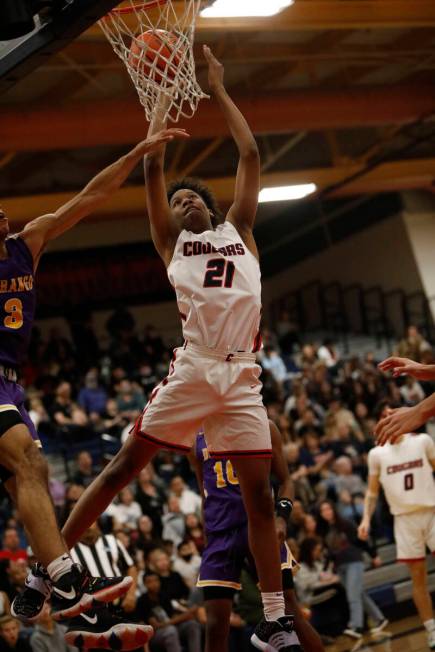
[
  {"left": 45, "top": 46, "right": 297, "bottom": 652},
  {"left": 358, "top": 401, "right": 435, "bottom": 649}
]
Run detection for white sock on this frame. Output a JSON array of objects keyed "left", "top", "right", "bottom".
[
  {"left": 47, "top": 554, "right": 74, "bottom": 583},
  {"left": 424, "top": 618, "right": 435, "bottom": 633},
  {"left": 261, "top": 591, "right": 285, "bottom": 621}
]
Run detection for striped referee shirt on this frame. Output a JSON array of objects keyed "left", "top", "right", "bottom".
[{"left": 71, "top": 534, "right": 134, "bottom": 578}]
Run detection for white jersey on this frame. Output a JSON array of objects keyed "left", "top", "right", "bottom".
[
  {"left": 167, "top": 221, "right": 262, "bottom": 352},
  {"left": 368, "top": 433, "right": 435, "bottom": 515}
]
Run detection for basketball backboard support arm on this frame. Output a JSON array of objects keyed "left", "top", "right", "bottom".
[{"left": 0, "top": 0, "right": 121, "bottom": 94}]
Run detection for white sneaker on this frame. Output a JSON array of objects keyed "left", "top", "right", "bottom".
[
  {"left": 370, "top": 619, "right": 389, "bottom": 636},
  {"left": 428, "top": 628, "right": 435, "bottom": 650},
  {"left": 344, "top": 628, "right": 363, "bottom": 640}
]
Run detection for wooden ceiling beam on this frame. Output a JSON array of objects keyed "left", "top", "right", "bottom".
[
  {"left": 2, "top": 84, "right": 434, "bottom": 152},
  {"left": 82, "top": 1, "right": 435, "bottom": 37},
  {"left": 58, "top": 37, "right": 435, "bottom": 68},
  {"left": 236, "top": 29, "right": 348, "bottom": 92},
  {"left": 2, "top": 157, "right": 435, "bottom": 225}
]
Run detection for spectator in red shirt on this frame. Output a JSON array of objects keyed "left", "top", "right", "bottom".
[{"left": 0, "top": 531, "right": 26, "bottom": 563}]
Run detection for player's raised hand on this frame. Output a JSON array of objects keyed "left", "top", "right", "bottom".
[
  {"left": 378, "top": 356, "right": 435, "bottom": 380},
  {"left": 357, "top": 520, "right": 370, "bottom": 541},
  {"left": 203, "top": 45, "right": 224, "bottom": 90},
  {"left": 374, "top": 405, "right": 422, "bottom": 446},
  {"left": 137, "top": 128, "right": 189, "bottom": 155}
]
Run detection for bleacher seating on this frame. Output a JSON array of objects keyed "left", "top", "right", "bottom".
[{"left": 364, "top": 543, "right": 435, "bottom": 610}]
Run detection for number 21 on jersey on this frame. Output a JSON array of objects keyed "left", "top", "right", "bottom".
[
  {"left": 214, "top": 460, "right": 239, "bottom": 488},
  {"left": 204, "top": 259, "right": 235, "bottom": 288}
]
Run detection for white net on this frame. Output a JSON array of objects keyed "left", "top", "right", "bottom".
[{"left": 99, "top": 1, "right": 207, "bottom": 122}]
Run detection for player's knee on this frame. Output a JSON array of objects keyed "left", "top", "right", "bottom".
[
  {"left": 246, "top": 484, "right": 274, "bottom": 522},
  {"left": 24, "top": 445, "right": 48, "bottom": 482},
  {"left": 0, "top": 421, "right": 36, "bottom": 476},
  {"left": 410, "top": 564, "right": 427, "bottom": 587},
  {"left": 11, "top": 440, "right": 47, "bottom": 482}
]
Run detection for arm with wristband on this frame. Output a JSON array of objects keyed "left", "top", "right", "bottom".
[{"left": 270, "top": 420, "right": 294, "bottom": 543}]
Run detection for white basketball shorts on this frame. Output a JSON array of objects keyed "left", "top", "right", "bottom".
[
  {"left": 132, "top": 342, "right": 271, "bottom": 458},
  {"left": 394, "top": 507, "right": 435, "bottom": 562}
]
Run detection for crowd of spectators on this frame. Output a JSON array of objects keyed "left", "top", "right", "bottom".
[{"left": 0, "top": 309, "right": 433, "bottom": 650}]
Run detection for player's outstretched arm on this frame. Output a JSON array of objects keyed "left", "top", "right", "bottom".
[
  {"left": 203, "top": 46, "right": 260, "bottom": 243},
  {"left": 270, "top": 420, "right": 295, "bottom": 543},
  {"left": 374, "top": 394, "right": 435, "bottom": 445},
  {"left": 144, "top": 95, "right": 184, "bottom": 266},
  {"left": 20, "top": 130, "right": 188, "bottom": 266},
  {"left": 378, "top": 356, "right": 435, "bottom": 380},
  {"left": 358, "top": 474, "right": 380, "bottom": 541}
]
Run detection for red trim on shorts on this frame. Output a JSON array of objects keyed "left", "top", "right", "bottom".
[
  {"left": 397, "top": 557, "right": 426, "bottom": 563},
  {"left": 209, "top": 449, "right": 272, "bottom": 459},
  {"left": 134, "top": 429, "right": 191, "bottom": 453},
  {"left": 252, "top": 330, "right": 262, "bottom": 353}
]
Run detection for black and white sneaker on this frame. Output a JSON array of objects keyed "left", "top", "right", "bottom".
[
  {"left": 64, "top": 605, "right": 153, "bottom": 650},
  {"left": 52, "top": 564, "right": 132, "bottom": 620},
  {"left": 251, "top": 616, "right": 302, "bottom": 651},
  {"left": 11, "top": 563, "right": 52, "bottom": 624}
]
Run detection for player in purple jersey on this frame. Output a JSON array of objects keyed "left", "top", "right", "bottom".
[
  {"left": 0, "top": 128, "right": 187, "bottom": 649},
  {"left": 190, "top": 421, "right": 324, "bottom": 652}
]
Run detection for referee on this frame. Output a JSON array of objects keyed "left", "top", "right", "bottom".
[
  {"left": 71, "top": 521, "right": 145, "bottom": 651},
  {"left": 70, "top": 520, "right": 138, "bottom": 614}
]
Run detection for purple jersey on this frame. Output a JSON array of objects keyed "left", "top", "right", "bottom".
[
  {"left": 196, "top": 432, "right": 247, "bottom": 533},
  {"left": 0, "top": 237, "right": 35, "bottom": 367}
]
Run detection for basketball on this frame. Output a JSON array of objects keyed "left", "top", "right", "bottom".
[{"left": 128, "top": 29, "right": 180, "bottom": 84}]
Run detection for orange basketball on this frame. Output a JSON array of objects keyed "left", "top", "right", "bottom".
[{"left": 128, "top": 29, "right": 180, "bottom": 84}]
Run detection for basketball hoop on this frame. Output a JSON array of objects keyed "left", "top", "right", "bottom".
[{"left": 99, "top": 0, "right": 207, "bottom": 123}]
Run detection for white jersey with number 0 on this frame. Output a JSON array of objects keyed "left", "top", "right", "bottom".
[
  {"left": 368, "top": 433, "right": 435, "bottom": 515},
  {"left": 167, "top": 221, "right": 262, "bottom": 353}
]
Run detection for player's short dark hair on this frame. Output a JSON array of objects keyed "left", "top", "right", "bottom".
[
  {"left": 167, "top": 177, "right": 224, "bottom": 227},
  {"left": 374, "top": 398, "right": 400, "bottom": 421}
]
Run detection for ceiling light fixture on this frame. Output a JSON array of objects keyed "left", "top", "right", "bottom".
[
  {"left": 258, "top": 183, "right": 317, "bottom": 202},
  {"left": 200, "top": 0, "right": 294, "bottom": 18}
]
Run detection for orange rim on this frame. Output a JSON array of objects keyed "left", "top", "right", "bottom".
[{"left": 109, "top": 0, "right": 169, "bottom": 13}]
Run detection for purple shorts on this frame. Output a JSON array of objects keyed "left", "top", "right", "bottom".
[
  {"left": 197, "top": 525, "right": 297, "bottom": 592},
  {"left": 0, "top": 376, "right": 39, "bottom": 444}
]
